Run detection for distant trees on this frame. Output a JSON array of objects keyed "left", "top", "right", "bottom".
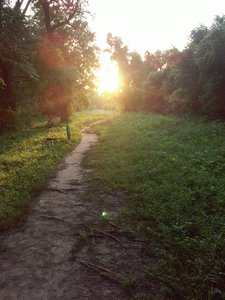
[
  {"left": 107, "top": 15, "right": 225, "bottom": 119},
  {"left": 2, "top": 7, "right": 225, "bottom": 132},
  {"left": 178, "top": 16, "right": 225, "bottom": 117},
  {"left": 0, "top": 0, "right": 97, "bottom": 131}
]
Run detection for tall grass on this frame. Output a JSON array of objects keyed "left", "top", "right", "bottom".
[
  {"left": 85, "top": 113, "right": 225, "bottom": 299},
  {"left": 0, "top": 111, "right": 109, "bottom": 229}
]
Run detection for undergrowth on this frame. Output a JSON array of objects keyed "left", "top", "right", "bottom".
[
  {"left": 0, "top": 111, "right": 110, "bottom": 229},
  {"left": 85, "top": 113, "right": 225, "bottom": 299}
]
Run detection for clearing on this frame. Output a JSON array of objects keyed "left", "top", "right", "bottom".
[{"left": 0, "top": 112, "right": 225, "bottom": 299}]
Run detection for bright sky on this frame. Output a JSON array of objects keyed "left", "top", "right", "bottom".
[{"left": 89, "top": 0, "right": 225, "bottom": 55}]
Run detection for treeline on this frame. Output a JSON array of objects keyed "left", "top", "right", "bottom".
[
  {"left": 107, "top": 16, "right": 225, "bottom": 119},
  {"left": 0, "top": 0, "right": 97, "bottom": 131}
]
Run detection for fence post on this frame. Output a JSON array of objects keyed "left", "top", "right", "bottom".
[{"left": 66, "top": 123, "right": 71, "bottom": 141}]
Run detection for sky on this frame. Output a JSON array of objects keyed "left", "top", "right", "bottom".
[{"left": 89, "top": 0, "right": 225, "bottom": 55}]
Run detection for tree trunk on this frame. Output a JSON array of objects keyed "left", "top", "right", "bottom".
[
  {"left": 0, "top": 59, "right": 16, "bottom": 111},
  {"left": 41, "top": 0, "right": 53, "bottom": 36}
]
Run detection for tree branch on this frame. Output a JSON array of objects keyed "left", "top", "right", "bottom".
[
  {"left": 14, "top": 0, "right": 24, "bottom": 10},
  {"left": 51, "top": 0, "right": 81, "bottom": 31},
  {"left": 41, "top": 0, "right": 53, "bottom": 35},
  {"left": 21, "top": 0, "right": 33, "bottom": 17}
]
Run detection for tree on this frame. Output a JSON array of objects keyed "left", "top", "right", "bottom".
[
  {"left": 38, "top": 20, "right": 97, "bottom": 120},
  {"left": 0, "top": 0, "right": 98, "bottom": 130},
  {"left": 191, "top": 16, "right": 225, "bottom": 117},
  {"left": 0, "top": 0, "right": 37, "bottom": 130},
  {"left": 36, "top": 0, "right": 97, "bottom": 121},
  {"left": 107, "top": 33, "right": 129, "bottom": 88},
  {"left": 168, "top": 16, "right": 225, "bottom": 117},
  {"left": 106, "top": 34, "right": 167, "bottom": 112}
]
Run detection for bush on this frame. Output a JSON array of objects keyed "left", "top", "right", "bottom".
[
  {"left": 119, "top": 88, "right": 142, "bottom": 112},
  {"left": 168, "top": 88, "right": 188, "bottom": 114},
  {"left": 142, "top": 86, "right": 166, "bottom": 113}
]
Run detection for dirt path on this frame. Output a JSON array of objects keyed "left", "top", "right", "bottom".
[{"left": 0, "top": 129, "right": 151, "bottom": 300}]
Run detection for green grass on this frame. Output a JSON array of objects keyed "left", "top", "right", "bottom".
[
  {"left": 0, "top": 111, "right": 110, "bottom": 229},
  {"left": 85, "top": 113, "right": 225, "bottom": 299}
]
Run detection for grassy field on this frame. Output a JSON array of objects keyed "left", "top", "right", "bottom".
[
  {"left": 85, "top": 113, "right": 225, "bottom": 299},
  {"left": 0, "top": 111, "right": 110, "bottom": 229}
]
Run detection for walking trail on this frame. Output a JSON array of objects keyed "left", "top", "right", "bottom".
[{"left": 0, "top": 128, "right": 151, "bottom": 300}]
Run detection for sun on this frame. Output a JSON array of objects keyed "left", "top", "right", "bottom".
[{"left": 96, "top": 53, "right": 120, "bottom": 94}]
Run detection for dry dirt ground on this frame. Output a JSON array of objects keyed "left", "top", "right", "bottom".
[{"left": 0, "top": 129, "right": 153, "bottom": 300}]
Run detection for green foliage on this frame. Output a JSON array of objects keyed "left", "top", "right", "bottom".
[
  {"left": 0, "top": 0, "right": 38, "bottom": 130},
  {"left": 167, "top": 88, "right": 188, "bottom": 113},
  {"left": 142, "top": 70, "right": 166, "bottom": 113},
  {"left": 88, "top": 91, "right": 122, "bottom": 111},
  {"left": 0, "top": 77, "right": 5, "bottom": 87},
  {"left": 86, "top": 113, "right": 225, "bottom": 299},
  {"left": 119, "top": 88, "right": 142, "bottom": 112},
  {"left": 37, "top": 19, "right": 98, "bottom": 121},
  {"left": 107, "top": 16, "right": 225, "bottom": 119},
  {"left": 0, "top": 0, "right": 98, "bottom": 131},
  {"left": 0, "top": 111, "right": 108, "bottom": 229},
  {"left": 154, "top": 17, "right": 225, "bottom": 117}
]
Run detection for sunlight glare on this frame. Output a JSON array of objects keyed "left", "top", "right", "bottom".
[{"left": 96, "top": 53, "right": 120, "bottom": 94}]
